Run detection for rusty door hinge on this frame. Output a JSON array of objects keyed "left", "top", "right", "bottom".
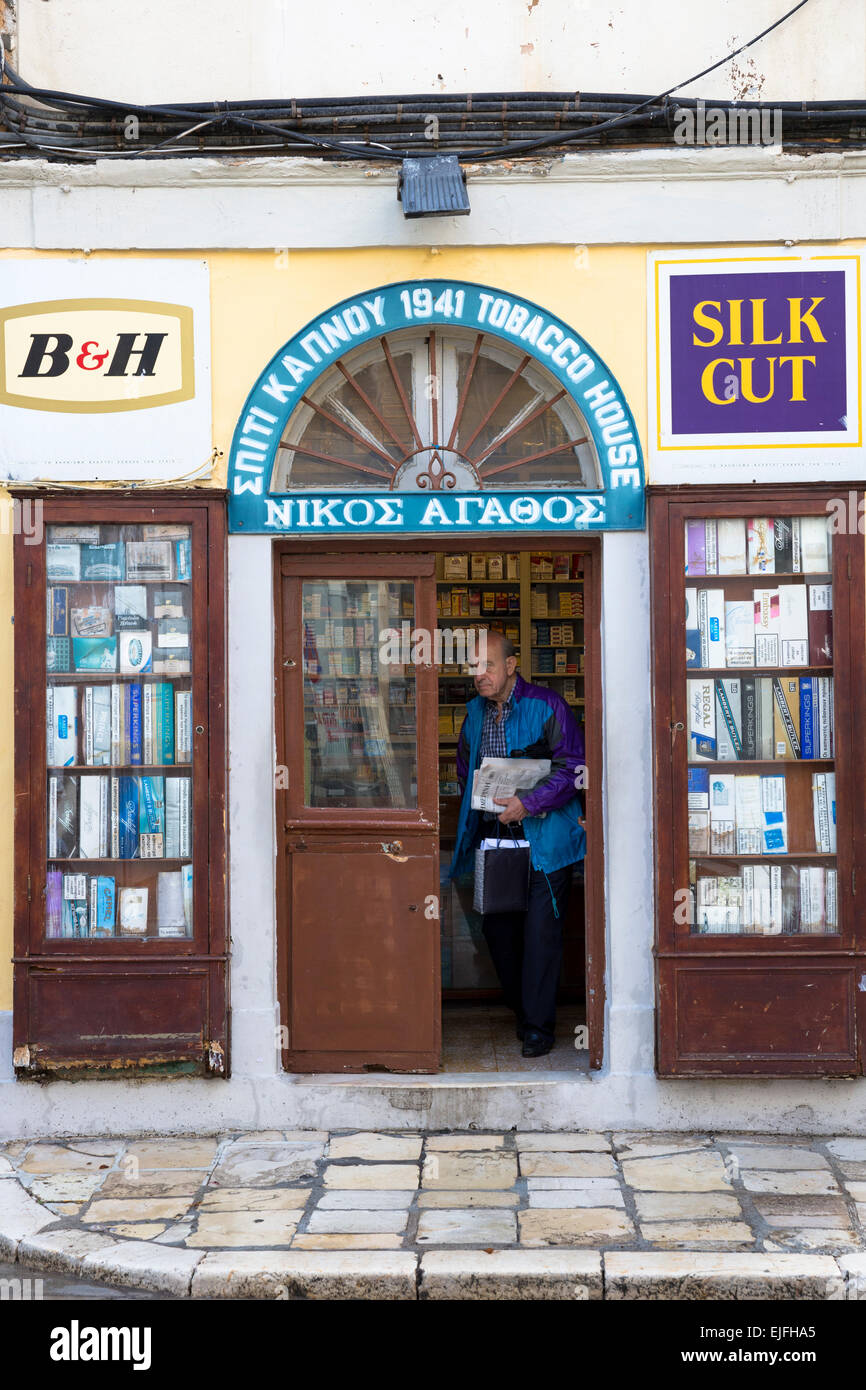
[{"left": 206, "top": 1040, "right": 226, "bottom": 1074}]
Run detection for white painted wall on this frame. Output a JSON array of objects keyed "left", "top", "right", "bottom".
[
  {"left": 12, "top": 0, "right": 866, "bottom": 104},
  {"left": 3, "top": 148, "right": 866, "bottom": 253}
]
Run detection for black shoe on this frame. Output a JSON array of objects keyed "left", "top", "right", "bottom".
[{"left": 522, "top": 1030, "right": 554, "bottom": 1058}]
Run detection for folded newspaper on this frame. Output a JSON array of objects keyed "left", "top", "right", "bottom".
[{"left": 470, "top": 756, "right": 551, "bottom": 812}]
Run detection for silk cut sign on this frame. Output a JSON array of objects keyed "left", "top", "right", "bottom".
[
  {"left": 670, "top": 269, "right": 846, "bottom": 436},
  {"left": 650, "top": 252, "right": 863, "bottom": 476}
]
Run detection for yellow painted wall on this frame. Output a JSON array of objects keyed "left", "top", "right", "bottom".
[
  {"left": 0, "top": 240, "right": 853, "bottom": 1010},
  {"left": 206, "top": 245, "right": 649, "bottom": 480}
]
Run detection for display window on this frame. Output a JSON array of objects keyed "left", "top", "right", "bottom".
[
  {"left": 650, "top": 487, "right": 864, "bottom": 1077},
  {"left": 13, "top": 493, "right": 227, "bottom": 1076}
]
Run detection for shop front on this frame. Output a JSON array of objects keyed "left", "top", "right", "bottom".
[{"left": 3, "top": 222, "right": 866, "bottom": 1137}]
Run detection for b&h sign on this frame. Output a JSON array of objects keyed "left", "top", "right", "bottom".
[{"left": 0, "top": 261, "right": 210, "bottom": 481}]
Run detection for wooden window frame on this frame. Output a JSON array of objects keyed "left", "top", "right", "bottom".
[
  {"left": 649, "top": 483, "right": 866, "bottom": 1078},
  {"left": 12, "top": 489, "right": 228, "bottom": 1078}
]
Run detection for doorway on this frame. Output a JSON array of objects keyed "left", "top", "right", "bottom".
[
  {"left": 436, "top": 546, "right": 591, "bottom": 1073},
  {"left": 274, "top": 539, "right": 603, "bottom": 1074}
]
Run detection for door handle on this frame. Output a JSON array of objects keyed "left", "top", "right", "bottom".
[{"left": 283, "top": 658, "right": 296, "bottom": 668}]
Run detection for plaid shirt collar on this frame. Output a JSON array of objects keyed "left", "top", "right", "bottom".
[
  {"left": 493, "top": 682, "right": 517, "bottom": 718},
  {"left": 480, "top": 679, "right": 517, "bottom": 759}
]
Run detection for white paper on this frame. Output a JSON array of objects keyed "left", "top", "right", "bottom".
[
  {"left": 808, "top": 583, "right": 832, "bottom": 612},
  {"left": 157, "top": 870, "right": 186, "bottom": 927},
  {"left": 735, "top": 774, "right": 763, "bottom": 855},
  {"left": 119, "top": 887, "right": 148, "bottom": 934},
  {"left": 725, "top": 600, "right": 755, "bottom": 667},
  {"left": 470, "top": 757, "right": 551, "bottom": 812}
]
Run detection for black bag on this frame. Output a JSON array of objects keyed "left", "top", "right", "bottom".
[{"left": 473, "top": 824, "right": 531, "bottom": 915}]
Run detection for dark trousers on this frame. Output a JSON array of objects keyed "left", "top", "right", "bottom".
[{"left": 482, "top": 862, "right": 572, "bottom": 1044}]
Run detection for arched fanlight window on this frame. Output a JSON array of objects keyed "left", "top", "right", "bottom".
[{"left": 270, "top": 327, "right": 600, "bottom": 492}]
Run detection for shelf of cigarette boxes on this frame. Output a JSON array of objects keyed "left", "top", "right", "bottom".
[
  {"left": 45, "top": 862, "right": 194, "bottom": 942},
  {"left": 687, "top": 859, "right": 839, "bottom": 936},
  {"left": 46, "top": 771, "right": 193, "bottom": 941},
  {"left": 685, "top": 754, "right": 838, "bottom": 935}
]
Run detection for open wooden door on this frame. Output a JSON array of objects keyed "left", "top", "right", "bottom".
[{"left": 276, "top": 552, "right": 440, "bottom": 1072}]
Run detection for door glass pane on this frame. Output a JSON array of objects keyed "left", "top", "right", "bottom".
[
  {"left": 302, "top": 579, "right": 418, "bottom": 809},
  {"left": 45, "top": 522, "right": 194, "bottom": 941},
  {"left": 683, "top": 513, "right": 836, "bottom": 936}
]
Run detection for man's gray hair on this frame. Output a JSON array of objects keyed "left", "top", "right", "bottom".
[{"left": 480, "top": 627, "right": 516, "bottom": 660}]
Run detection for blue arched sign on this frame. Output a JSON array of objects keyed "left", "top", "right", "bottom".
[{"left": 227, "top": 279, "right": 645, "bottom": 534}]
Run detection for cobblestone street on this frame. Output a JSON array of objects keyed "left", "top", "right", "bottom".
[{"left": 4, "top": 1129, "right": 866, "bottom": 1298}]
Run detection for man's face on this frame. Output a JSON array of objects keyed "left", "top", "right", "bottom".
[{"left": 472, "top": 637, "right": 517, "bottom": 700}]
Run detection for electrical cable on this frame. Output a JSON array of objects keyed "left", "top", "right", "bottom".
[
  {"left": 0, "top": 60, "right": 407, "bottom": 161},
  {"left": 458, "top": 0, "right": 817, "bottom": 159}
]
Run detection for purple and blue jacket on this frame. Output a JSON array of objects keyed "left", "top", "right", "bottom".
[{"left": 450, "top": 672, "right": 586, "bottom": 878}]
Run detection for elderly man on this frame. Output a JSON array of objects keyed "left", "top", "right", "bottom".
[{"left": 450, "top": 628, "right": 586, "bottom": 1058}]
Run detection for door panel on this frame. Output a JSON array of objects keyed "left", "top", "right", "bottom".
[
  {"left": 276, "top": 554, "right": 440, "bottom": 1073},
  {"left": 286, "top": 836, "right": 439, "bottom": 1069},
  {"left": 658, "top": 958, "right": 857, "bottom": 1076}
]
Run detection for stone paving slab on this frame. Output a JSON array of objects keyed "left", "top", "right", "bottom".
[
  {"left": 190, "top": 1250, "right": 417, "bottom": 1299},
  {"left": 419, "top": 1250, "right": 603, "bottom": 1299},
  {"left": 0, "top": 1177, "right": 59, "bottom": 1258},
  {"left": 123, "top": 1140, "right": 218, "bottom": 1170},
  {"left": 417, "top": 1208, "right": 517, "bottom": 1244},
  {"left": 725, "top": 1145, "right": 831, "bottom": 1170},
  {"left": 604, "top": 1251, "right": 844, "bottom": 1300},
  {"left": 515, "top": 1132, "right": 610, "bottom": 1152},
  {"left": 4, "top": 1129, "right": 866, "bottom": 1298},
  {"left": 79, "top": 1239, "right": 202, "bottom": 1297},
  {"left": 186, "top": 1212, "right": 301, "bottom": 1248},
  {"left": 764, "top": 1229, "right": 860, "bottom": 1253}
]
